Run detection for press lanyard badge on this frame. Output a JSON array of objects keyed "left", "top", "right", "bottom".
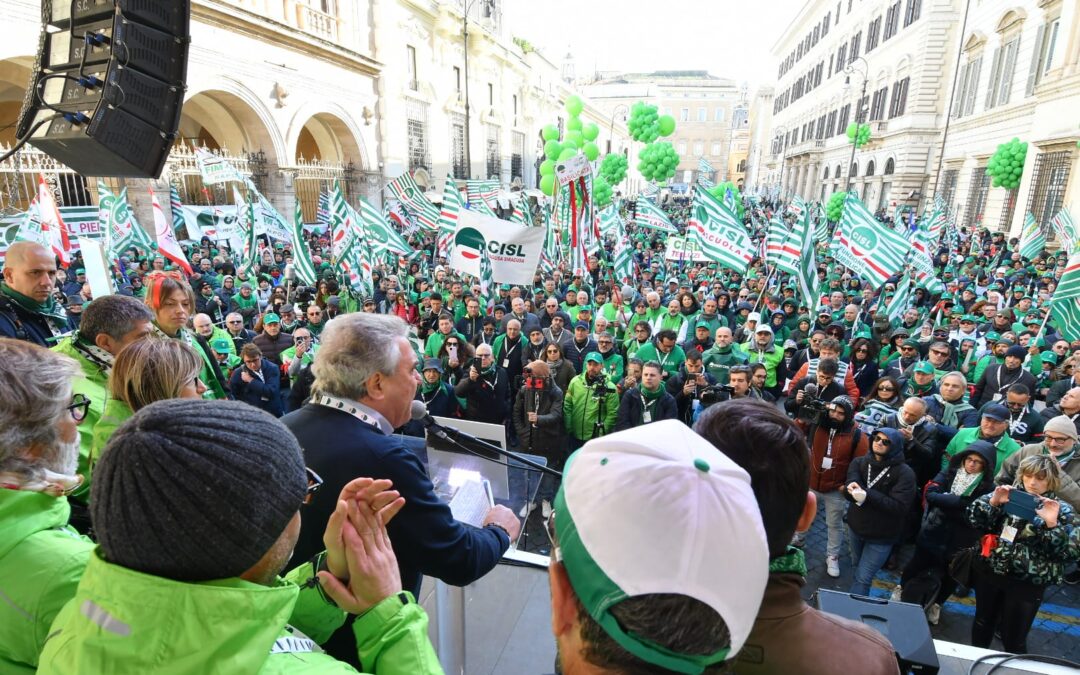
[{"left": 1001, "top": 523, "right": 1018, "bottom": 543}]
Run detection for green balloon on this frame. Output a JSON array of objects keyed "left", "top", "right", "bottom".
[
  {"left": 583, "top": 142, "right": 600, "bottom": 161},
  {"left": 565, "top": 95, "right": 584, "bottom": 116},
  {"left": 542, "top": 125, "right": 560, "bottom": 141},
  {"left": 567, "top": 116, "right": 583, "bottom": 132},
  {"left": 540, "top": 174, "right": 556, "bottom": 196},
  {"left": 544, "top": 140, "right": 562, "bottom": 159},
  {"left": 657, "top": 115, "right": 676, "bottom": 136},
  {"left": 539, "top": 159, "right": 555, "bottom": 176},
  {"left": 562, "top": 138, "right": 579, "bottom": 150},
  {"left": 565, "top": 130, "right": 584, "bottom": 146},
  {"left": 558, "top": 148, "right": 577, "bottom": 161},
  {"left": 582, "top": 123, "right": 599, "bottom": 141}
]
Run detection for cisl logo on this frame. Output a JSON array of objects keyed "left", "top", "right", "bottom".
[
  {"left": 849, "top": 226, "right": 878, "bottom": 250},
  {"left": 455, "top": 226, "right": 486, "bottom": 260}
]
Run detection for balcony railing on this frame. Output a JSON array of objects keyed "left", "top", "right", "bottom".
[{"left": 297, "top": 3, "right": 338, "bottom": 41}]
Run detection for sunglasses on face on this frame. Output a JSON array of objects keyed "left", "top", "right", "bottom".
[
  {"left": 873, "top": 436, "right": 892, "bottom": 447},
  {"left": 878, "top": 385, "right": 895, "bottom": 391}
]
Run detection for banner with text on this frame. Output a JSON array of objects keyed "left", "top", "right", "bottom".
[{"left": 449, "top": 209, "right": 544, "bottom": 284}]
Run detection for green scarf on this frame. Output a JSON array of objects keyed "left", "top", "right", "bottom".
[
  {"left": 1, "top": 281, "right": 68, "bottom": 331},
  {"left": 641, "top": 384, "right": 665, "bottom": 401},
  {"left": 768, "top": 545, "right": 808, "bottom": 576},
  {"left": 936, "top": 395, "right": 974, "bottom": 428},
  {"left": 480, "top": 363, "right": 497, "bottom": 377},
  {"left": 421, "top": 380, "right": 442, "bottom": 395}
]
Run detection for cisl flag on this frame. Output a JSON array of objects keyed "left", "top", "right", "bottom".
[
  {"left": 37, "top": 175, "right": 71, "bottom": 266},
  {"left": 150, "top": 188, "right": 193, "bottom": 275}
]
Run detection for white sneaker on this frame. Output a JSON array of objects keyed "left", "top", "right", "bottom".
[
  {"left": 926, "top": 603, "right": 941, "bottom": 625},
  {"left": 890, "top": 585, "right": 902, "bottom": 602},
  {"left": 790, "top": 531, "right": 806, "bottom": 548},
  {"left": 518, "top": 501, "right": 536, "bottom": 518},
  {"left": 541, "top": 499, "right": 553, "bottom": 519},
  {"left": 826, "top": 555, "right": 840, "bottom": 578}
]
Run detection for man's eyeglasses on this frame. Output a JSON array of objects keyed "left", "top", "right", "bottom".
[
  {"left": 227, "top": 320, "right": 242, "bottom": 325},
  {"left": 544, "top": 510, "right": 562, "bottom": 562},
  {"left": 67, "top": 394, "right": 91, "bottom": 422},
  {"left": 304, "top": 467, "right": 323, "bottom": 505},
  {"left": 931, "top": 349, "right": 949, "bottom": 357}
]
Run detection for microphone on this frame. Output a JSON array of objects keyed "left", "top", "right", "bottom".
[
  {"left": 804, "top": 383, "right": 819, "bottom": 399},
  {"left": 410, "top": 401, "right": 561, "bottom": 478}
]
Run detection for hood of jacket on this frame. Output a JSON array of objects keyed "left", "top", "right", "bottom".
[
  {"left": 871, "top": 427, "right": 908, "bottom": 466},
  {"left": 0, "top": 488, "right": 73, "bottom": 559},
  {"left": 42, "top": 549, "right": 298, "bottom": 673},
  {"left": 947, "top": 439, "right": 998, "bottom": 476}
]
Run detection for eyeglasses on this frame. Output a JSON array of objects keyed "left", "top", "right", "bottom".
[
  {"left": 67, "top": 394, "right": 91, "bottom": 422},
  {"left": 547, "top": 348, "right": 560, "bottom": 353},
  {"left": 304, "top": 467, "right": 323, "bottom": 505},
  {"left": 877, "top": 385, "right": 895, "bottom": 391},
  {"left": 227, "top": 319, "right": 242, "bottom": 325},
  {"left": 901, "top": 346, "right": 916, "bottom": 351},
  {"left": 873, "top": 436, "right": 892, "bottom": 447},
  {"left": 931, "top": 349, "right": 949, "bottom": 357},
  {"left": 445, "top": 341, "right": 459, "bottom": 346},
  {"left": 478, "top": 353, "right": 494, "bottom": 359},
  {"left": 544, "top": 510, "right": 562, "bottom": 562},
  {"left": 854, "top": 347, "right": 868, "bottom": 353},
  {"left": 1044, "top": 434, "right": 1073, "bottom": 446}
]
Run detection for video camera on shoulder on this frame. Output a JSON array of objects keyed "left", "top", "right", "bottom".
[
  {"left": 698, "top": 383, "right": 735, "bottom": 406},
  {"left": 797, "top": 383, "right": 830, "bottom": 426},
  {"left": 522, "top": 366, "right": 546, "bottom": 390}
]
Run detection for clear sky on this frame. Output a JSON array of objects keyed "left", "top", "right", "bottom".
[{"left": 503, "top": 0, "right": 807, "bottom": 89}]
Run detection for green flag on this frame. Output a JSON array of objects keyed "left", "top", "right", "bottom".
[
  {"left": 1018, "top": 212, "right": 1045, "bottom": 261},
  {"left": 291, "top": 199, "right": 318, "bottom": 285},
  {"left": 687, "top": 187, "right": 753, "bottom": 274}
]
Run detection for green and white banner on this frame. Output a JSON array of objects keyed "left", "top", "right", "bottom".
[
  {"left": 663, "top": 236, "right": 708, "bottom": 262},
  {"left": 449, "top": 209, "right": 545, "bottom": 284},
  {"left": 1, "top": 205, "right": 99, "bottom": 264}
]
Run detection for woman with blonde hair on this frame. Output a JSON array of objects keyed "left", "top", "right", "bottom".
[
  {"left": 90, "top": 338, "right": 207, "bottom": 475},
  {"left": 143, "top": 271, "right": 226, "bottom": 399}
]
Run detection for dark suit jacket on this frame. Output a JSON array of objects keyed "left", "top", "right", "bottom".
[{"left": 283, "top": 403, "right": 509, "bottom": 597}]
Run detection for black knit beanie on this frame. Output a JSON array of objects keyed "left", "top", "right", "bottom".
[{"left": 91, "top": 399, "right": 307, "bottom": 582}]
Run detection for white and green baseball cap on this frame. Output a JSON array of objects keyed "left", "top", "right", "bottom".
[{"left": 553, "top": 420, "right": 769, "bottom": 672}]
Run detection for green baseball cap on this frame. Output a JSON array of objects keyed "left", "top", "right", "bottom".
[
  {"left": 210, "top": 337, "right": 232, "bottom": 354},
  {"left": 913, "top": 361, "right": 935, "bottom": 375},
  {"left": 262, "top": 313, "right": 281, "bottom": 324}
]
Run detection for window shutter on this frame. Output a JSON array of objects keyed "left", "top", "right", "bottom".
[
  {"left": 999, "top": 38, "right": 1019, "bottom": 106},
  {"left": 952, "top": 63, "right": 968, "bottom": 117},
  {"left": 985, "top": 47, "right": 1002, "bottom": 109},
  {"left": 1026, "top": 24, "right": 1046, "bottom": 97},
  {"left": 965, "top": 57, "right": 981, "bottom": 115}
]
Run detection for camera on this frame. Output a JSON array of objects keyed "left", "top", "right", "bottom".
[
  {"left": 797, "top": 385, "right": 830, "bottom": 426},
  {"left": 698, "top": 383, "right": 735, "bottom": 406},
  {"left": 294, "top": 286, "right": 315, "bottom": 304}
]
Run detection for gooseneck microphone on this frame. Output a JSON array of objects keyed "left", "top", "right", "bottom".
[{"left": 411, "top": 401, "right": 561, "bottom": 478}]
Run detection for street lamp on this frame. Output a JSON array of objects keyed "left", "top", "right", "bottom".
[
  {"left": 460, "top": 0, "right": 482, "bottom": 179},
  {"left": 607, "top": 103, "right": 629, "bottom": 155},
  {"left": 844, "top": 56, "right": 869, "bottom": 192}
]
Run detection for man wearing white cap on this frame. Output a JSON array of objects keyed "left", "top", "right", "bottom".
[{"left": 546, "top": 420, "right": 770, "bottom": 673}]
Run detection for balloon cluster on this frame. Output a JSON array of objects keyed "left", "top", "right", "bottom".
[
  {"left": 537, "top": 95, "right": 601, "bottom": 196},
  {"left": 709, "top": 182, "right": 745, "bottom": 220},
  {"left": 826, "top": 192, "right": 846, "bottom": 222},
  {"left": 627, "top": 102, "right": 676, "bottom": 143},
  {"left": 599, "top": 152, "right": 628, "bottom": 185},
  {"left": 846, "top": 123, "right": 871, "bottom": 148},
  {"left": 593, "top": 175, "right": 613, "bottom": 208},
  {"left": 637, "top": 142, "right": 679, "bottom": 183},
  {"left": 986, "top": 137, "right": 1027, "bottom": 190}
]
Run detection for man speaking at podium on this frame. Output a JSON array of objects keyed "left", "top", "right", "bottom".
[{"left": 283, "top": 313, "right": 520, "bottom": 663}]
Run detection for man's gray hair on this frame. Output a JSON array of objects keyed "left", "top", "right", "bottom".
[
  {"left": 312, "top": 313, "right": 407, "bottom": 401},
  {"left": 0, "top": 339, "right": 79, "bottom": 473},
  {"left": 78, "top": 295, "right": 153, "bottom": 343}
]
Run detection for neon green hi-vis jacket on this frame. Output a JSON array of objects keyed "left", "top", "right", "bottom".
[
  {"left": 0, "top": 489, "right": 92, "bottom": 673},
  {"left": 38, "top": 549, "right": 444, "bottom": 674}
]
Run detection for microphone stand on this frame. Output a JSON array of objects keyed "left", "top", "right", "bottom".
[{"left": 424, "top": 417, "right": 561, "bottom": 479}]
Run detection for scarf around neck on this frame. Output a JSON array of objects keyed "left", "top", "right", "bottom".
[
  {"left": 641, "top": 384, "right": 665, "bottom": 401},
  {"left": 1, "top": 281, "right": 69, "bottom": 333},
  {"left": 769, "top": 545, "right": 808, "bottom": 576}
]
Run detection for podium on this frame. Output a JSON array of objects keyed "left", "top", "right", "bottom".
[{"left": 401, "top": 424, "right": 550, "bottom": 674}]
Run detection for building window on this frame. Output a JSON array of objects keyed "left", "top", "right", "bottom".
[
  {"left": 677, "top": 141, "right": 687, "bottom": 155},
  {"left": 986, "top": 38, "right": 1019, "bottom": 109},
  {"left": 698, "top": 107, "right": 707, "bottom": 122},
  {"left": 953, "top": 56, "right": 982, "bottom": 118},
  {"left": 714, "top": 107, "right": 725, "bottom": 123},
  {"left": 1026, "top": 150, "right": 1073, "bottom": 236},
  {"left": 837, "top": 103, "right": 851, "bottom": 134},
  {"left": 680, "top": 108, "right": 689, "bottom": 121},
  {"left": 903, "top": 0, "right": 922, "bottom": 28},
  {"left": 940, "top": 169, "right": 959, "bottom": 207},
  {"left": 1027, "top": 18, "right": 1061, "bottom": 96},
  {"left": 850, "top": 31, "right": 862, "bottom": 61},
  {"left": 888, "top": 77, "right": 909, "bottom": 118},
  {"left": 711, "top": 142, "right": 722, "bottom": 156},
  {"left": 406, "top": 45, "right": 418, "bottom": 91},
  {"left": 883, "top": 2, "right": 901, "bottom": 41},
  {"left": 964, "top": 167, "right": 989, "bottom": 228},
  {"left": 822, "top": 12, "right": 830, "bottom": 37},
  {"left": 485, "top": 123, "right": 500, "bottom": 180},
  {"left": 835, "top": 44, "right": 847, "bottom": 74},
  {"left": 488, "top": 83, "right": 494, "bottom": 106},
  {"left": 826, "top": 109, "right": 838, "bottom": 137},
  {"left": 511, "top": 131, "right": 525, "bottom": 183},
  {"left": 870, "top": 86, "right": 888, "bottom": 120},
  {"left": 450, "top": 113, "right": 467, "bottom": 179},
  {"left": 453, "top": 66, "right": 462, "bottom": 93},
  {"left": 866, "top": 16, "right": 881, "bottom": 52},
  {"left": 406, "top": 100, "right": 430, "bottom": 173},
  {"left": 693, "top": 141, "right": 704, "bottom": 156},
  {"left": 512, "top": 94, "right": 518, "bottom": 126}
]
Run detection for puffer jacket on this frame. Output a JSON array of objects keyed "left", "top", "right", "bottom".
[
  {"left": 513, "top": 380, "right": 566, "bottom": 463},
  {"left": 38, "top": 549, "right": 442, "bottom": 674},
  {"left": 917, "top": 440, "right": 997, "bottom": 555},
  {"left": 844, "top": 427, "right": 918, "bottom": 543},
  {"left": 966, "top": 490, "right": 1078, "bottom": 586},
  {"left": 802, "top": 396, "right": 868, "bottom": 493},
  {"left": 563, "top": 373, "right": 619, "bottom": 441}
]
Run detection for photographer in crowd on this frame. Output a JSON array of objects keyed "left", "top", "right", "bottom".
[
  {"left": 615, "top": 361, "right": 678, "bottom": 431},
  {"left": 454, "top": 344, "right": 510, "bottom": 426},
  {"left": 513, "top": 360, "right": 565, "bottom": 519},
  {"left": 563, "top": 352, "right": 619, "bottom": 451},
  {"left": 666, "top": 349, "right": 718, "bottom": 425}
]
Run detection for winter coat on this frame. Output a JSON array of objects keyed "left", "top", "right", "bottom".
[
  {"left": 564, "top": 338, "right": 599, "bottom": 374},
  {"left": 0, "top": 490, "right": 92, "bottom": 673},
  {"left": 454, "top": 367, "right": 510, "bottom": 425},
  {"left": 614, "top": 387, "right": 678, "bottom": 431},
  {"left": 547, "top": 359, "right": 577, "bottom": 395},
  {"left": 880, "top": 412, "right": 939, "bottom": 489},
  {"left": 513, "top": 381, "right": 566, "bottom": 462},
  {"left": 847, "top": 358, "right": 881, "bottom": 400},
  {"left": 701, "top": 344, "right": 748, "bottom": 384},
  {"left": 50, "top": 337, "right": 110, "bottom": 497},
  {"left": 666, "top": 368, "right": 718, "bottom": 425},
  {"left": 943, "top": 427, "right": 1020, "bottom": 473},
  {"left": 996, "top": 443, "right": 1080, "bottom": 511},
  {"left": 800, "top": 398, "right": 868, "bottom": 494},
  {"left": 917, "top": 440, "right": 997, "bottom": 555},
  {"left": 744, "top": 342, "right": 786, "bottom": 389},
  {"left": 922, "top": 394, "right": 979, "bottom": 448},
  {"left": 37, "top": 550, "right": 441, "bottom": 674},
  {"left": 966, "top": 490, "right": 1078, "bottom": 586},
  {"left": 844, "top": 427, "right": 917, "bottom": 543},
  {"left": 563, "top": 373, "right": 620, "bottom": 441},
  {"left": 972, "top": 363, "right": 1037, "bottom": 409},
  {"left": 230, "top": 358, "right": 284, "bottom": 417}
]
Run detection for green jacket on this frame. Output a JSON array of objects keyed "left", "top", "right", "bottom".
[
  {"left": 90, "top": 398, "right": 135, "bottom": 476},
  {"left": 424, "top": 330, "right": 465, "bottom": 359},
  {"left": 38, "top": 549, "right": 442, "bottom": 674},
  {"left": 743, "top": 343, "right": 785, "bottom": 388},
  {"left": 942, "top": 427, "right": 1020, "bottom": 472},
  {"left": 692, "top": 313, "right": 727, "bottom": 336},
  {"left": 563, "top": 373, "right": 619, "bottom": 441},
  {"left": 50, "top": 337, "right": 109, "bottom": 499},
  {"left": 0, "top": 490, "right": 93, "bottom": 673},
  {"left": 701, "top": 345, "right": 749, "bottom": 385},
  {"left": 599, "top": 351, "right": 625, "bottom": 382},
  {"left": 633, "top": 343, "right": 686, "bottom": 380}
]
